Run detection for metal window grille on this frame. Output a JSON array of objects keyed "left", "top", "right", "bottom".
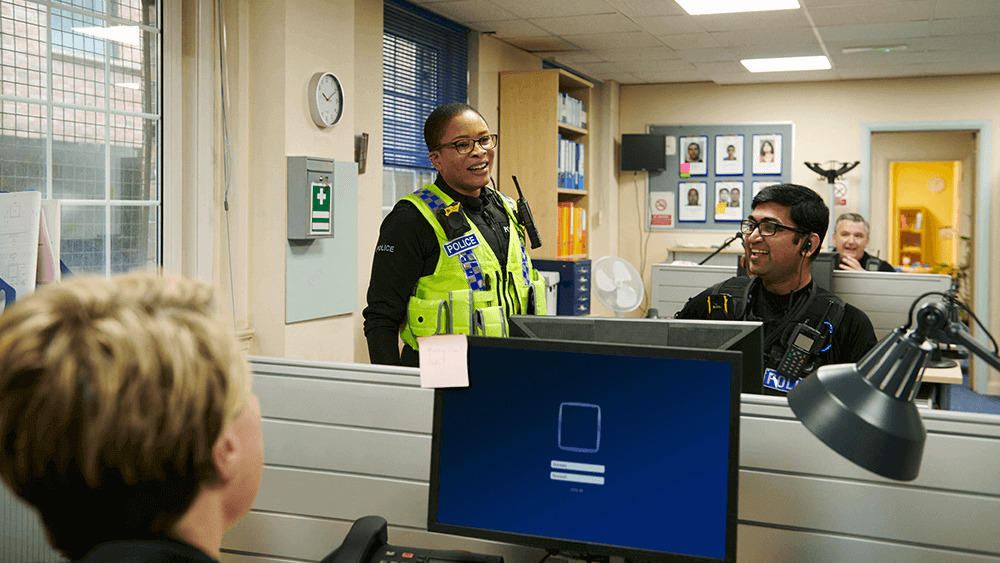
[{"left": 0, "top": 0, "right": 161, "bottom": 277}]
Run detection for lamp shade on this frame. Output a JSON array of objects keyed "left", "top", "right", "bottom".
[{"left": 787, "top": 328, "right": 931, "bottom": 481}]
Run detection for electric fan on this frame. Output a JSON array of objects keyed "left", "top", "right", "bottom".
[{"left": 592, "top": 256, "right": 644, "bottom": 317}]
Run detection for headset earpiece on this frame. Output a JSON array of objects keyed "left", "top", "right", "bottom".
[{"left": 802, "top": 238, "right": 812, "bottom": 255}]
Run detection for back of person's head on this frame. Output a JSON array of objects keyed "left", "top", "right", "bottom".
[
  {"left": 752, "top": 183, "right": 829, "bottom": 249},
  {"left": 0, "top": 272, "right": 249, "bottom": 560},
  {"left": 423, "top": 102, "right": 485, "bottom": 152},
  {"left": 835, "top": 212, "right": 870, "bottom": 235}
]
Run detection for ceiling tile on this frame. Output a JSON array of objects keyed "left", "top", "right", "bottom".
[
  {"left": 501, "top": 36, "right": 580, "bottom": 52},
  {"left": 590, "top": 46, "right": 680, "bottom": 62},
  {"left": 930, "top": 17, "right": 1000, "bottom": 36},
  {"left": 564, "top": 31, "right": 664, "bottom": 50},
  {"left": 807, "top": 2, "right": 930, "bottom": 26},
  {"left": 711, "top": 27, "right": 818, "bottom": 47},
  {"left": 817, "top": 21, "right": 930, "bottom": 42},
  {"left": 605, "top": 0, "right": 688, "bottom": 18},
  {"left": 468, "top": 19, "right": 550, "bottom": 37},
  {"left": 630, "top": 69, "right": 712, "bottom": 83},
  {"left": 922, "top": 60, "right": 1000, "bottom": 75},
  {"left": 533, "top": 51, "right": 606, "bottom": 64},
  {"left": 693, "top": 10, "right": 813, "bottom": 32},
  {"left": 635, "top": 15, "right": 706, "bottom": 35},
  {"left": 727, "top": 43, "right": 827, "bottom": 59},
  {"left": 692, "top": 60, "right": 746, "bottom": 74},
  {"left": 930, "top": 0, "right": 1000, "bottom": 19},
  {"left": 678, "top": 47, "right": 736, "bottom": 63},
  {"left": 491, "top": 0, "right": 618, "bottom": 19},
  {"left": 419, "top": 0, "right": 518, "bottom": 24},
  {"left": 656, "top": 32, "right": 723, "bottom": 50},
  {"left": 531, "top": 13, "right": 642, "bottom": 36}
]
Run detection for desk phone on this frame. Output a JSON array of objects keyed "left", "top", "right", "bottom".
[{"left": 322, "top": 516, "right": 504, "bottom": 563}]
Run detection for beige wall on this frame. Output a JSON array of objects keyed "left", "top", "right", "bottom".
[
  {"left": 620, "top": 74, "right": 1000, "bottom": 390},
  {"left": 203, "top": 2, "right": 571, "bottom": 363}
]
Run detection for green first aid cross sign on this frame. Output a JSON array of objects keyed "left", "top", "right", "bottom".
[{"left": 311, "top": 183, "right": 331, "bottom": 235}]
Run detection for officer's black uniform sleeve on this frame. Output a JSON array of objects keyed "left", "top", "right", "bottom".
[
  {"left": 829, "top": 303, "right": 879, "bottom": 364},
  {"left": 674, "top": 287, "right": 713, "bottom": 319},
  {"left": 362, "top": 201, "right": 439, "bottom": 365}
]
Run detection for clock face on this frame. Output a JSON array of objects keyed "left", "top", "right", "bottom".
[{"left": 309, "top": 72, "right": 344, "bottom": 128}]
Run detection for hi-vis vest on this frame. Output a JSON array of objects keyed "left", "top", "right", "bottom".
[{"left": 400, "top": 184, "right": 547, "bottom": 350}]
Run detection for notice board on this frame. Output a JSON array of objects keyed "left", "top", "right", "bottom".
[{"left": 641, "top": 123, "right": 794, "bottom": 231}]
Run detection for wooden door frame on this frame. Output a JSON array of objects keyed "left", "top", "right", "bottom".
[{"left": 861, "top": 120, "right": 991, "bottom": 394}]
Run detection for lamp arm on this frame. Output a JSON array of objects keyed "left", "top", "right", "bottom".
[{"left": 941, "top": 321, "right": 1000, "bottom": 372}]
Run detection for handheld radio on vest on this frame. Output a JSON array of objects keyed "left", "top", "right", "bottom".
[
  {"left": 776, "top": 322, "right": 826, "bottom": 379},
  {"left": 511, "top": 175, "right": 542, "bottom": 249}
]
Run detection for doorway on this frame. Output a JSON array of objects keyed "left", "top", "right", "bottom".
[
  {"left": 888, "top": 160, "right": 962, "bottom": 270},
  {"left": 862, "top": 122, "right": 992, "bottom": 394}
]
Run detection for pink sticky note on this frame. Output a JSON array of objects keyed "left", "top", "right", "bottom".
[
  {"left": 680, "top": 162, "right": 690, "bottom": 174},
  {"left": 418, "top": 334, "right": 469, "bottom": 388}
]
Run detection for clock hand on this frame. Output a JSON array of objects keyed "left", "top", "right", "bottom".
[{"left": 322, "top": 92, "right": 331, "bottom": 101}]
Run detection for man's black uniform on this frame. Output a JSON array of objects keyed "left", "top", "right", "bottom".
[
  {"left": 363, "top": 175, "right": 512, "bottom": 367},
  {"left": 675, "top": 276, "right": 878, "bottom": 395}
]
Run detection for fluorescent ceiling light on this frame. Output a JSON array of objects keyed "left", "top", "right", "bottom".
[
  {"left": 741, "top": 55, "right": 831, "bottom": 72},
  {"left": 72, "top": 25, "right": 141, "bottom": 46},
  {"left": 842, "top": 45, "right": 908, "bottom": 54},
  {"left": 676, "top": 0, "right": 800, "bottom": 16}
]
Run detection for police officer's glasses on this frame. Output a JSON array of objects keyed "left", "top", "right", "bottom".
[
  {"left": 434, "top": 134, "right": 498, "bottom": 155},
  {"left": 740, "top": 219, "right": 810, "bottom": 237}
]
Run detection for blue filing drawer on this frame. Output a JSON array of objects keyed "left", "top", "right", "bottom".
[{"left": 532, "top": 259, "right": 591, "bottom": 316}]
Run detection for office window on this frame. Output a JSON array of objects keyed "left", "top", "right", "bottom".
[
  {"left": 1, "top": 0, "right": 161, "bottom": 276},
  {"left": 382, "top": 0, "right": 467, "bottom": 216}
]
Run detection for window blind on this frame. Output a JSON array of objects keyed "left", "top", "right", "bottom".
[{"left": 383, "top": 0, "right": 468, "bottom": 170}]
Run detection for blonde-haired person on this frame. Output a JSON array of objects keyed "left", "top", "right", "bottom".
[{"left": 0, "top": 272, "right": 263, "bottom": 562}]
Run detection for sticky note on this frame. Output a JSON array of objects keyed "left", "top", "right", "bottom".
[
  {"left": 716, "top": 202, "right": 727, "bottom": 214},
  {"left": 418, "top": 334, "right": 469, "bottom": 388}
]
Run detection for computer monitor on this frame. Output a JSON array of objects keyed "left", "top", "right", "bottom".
[
  {"left": 508, "top": 316, "right": 763, "bottom": 394},
  {"left": 428, "top": 336, "right": 740, "bottom": 563},
  {"left": 621, "top": 134, "right": 667, "bottom": 171}
]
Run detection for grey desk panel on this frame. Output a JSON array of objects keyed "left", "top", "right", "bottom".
[
  {"left": 250, "top": 355, "right": 421, "bottom": 385},
  {"left": 739, "top": 470, "right": 1000, "bottom": 554},
  {"left": 228, "top": 356, "right": 1000, "bottom": 563},
  {"left": 741, "top": 403, "right": 1000, "bottom": 494},
  {"left": 225, "top": 513, "right": 546, "bottom": 563},
  {"left": 254, "top": 467, "right": 428, "bottom": 528},
  {"left": 255, "top": 374, "right": 433, "bottom": 433},
  {"left": 263, "top": 420, "right": 431, "bottom": 480},
  {"left": 738, "top": 524, "right": 1000, "bottom": 563}
]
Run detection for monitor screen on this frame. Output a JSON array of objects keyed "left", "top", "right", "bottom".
[
  {"left": 508, "top": 316, "right": 763, "bottom": 394},
  {"left": 428, "top": 336, "right": 740, "bottom": 563},
  {"left": 621, "top": 134, "right": 667, "bottom": 171}
]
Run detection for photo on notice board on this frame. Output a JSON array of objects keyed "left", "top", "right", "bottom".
[
  {"left": 678, "top": 181, "right": 707, "bottom": 222},
  {"left": 714, "top": 134, "right": 744, "bottom": 176},
  {"left": 752, "top": 134, "right": 782, "bottom": 175},
  {"left": 752, "top": 181, "right": 780, "bottom": 198},
  {"left": 679, "top": 135, "right": 708, "bottom": 176},
  {"left": 714, "top": 181, "right": 743, "bottom": 222}
]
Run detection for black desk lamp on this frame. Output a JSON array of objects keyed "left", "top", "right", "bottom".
[{"left": 787, "top": 288, "right": 1000, "bottom": 481}]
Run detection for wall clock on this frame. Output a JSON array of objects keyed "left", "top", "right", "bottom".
[{"left": 308, "top": 71, "right": 344, "bottom": 128}]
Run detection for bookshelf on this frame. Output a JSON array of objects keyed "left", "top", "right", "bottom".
[
  {"left": 893, "top": 206, "right": 932, "bottom": 267},
  {"left": 499, "top": 69, "right": 592, "bottom": 260}
]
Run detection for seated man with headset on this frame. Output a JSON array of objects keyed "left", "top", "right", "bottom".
[{"left": 675, "top": 184, "right": 878, "bottom": 395}]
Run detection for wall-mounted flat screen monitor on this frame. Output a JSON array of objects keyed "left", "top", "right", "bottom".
[
  {"left": 428, "top": 336, "right": 740, "bottom": 563},
  {"left": 621, "top": 134, "right": 667, "bottom": 171},
  {"left": 508, "top": 316, "right": 763, "bottom": 394}
]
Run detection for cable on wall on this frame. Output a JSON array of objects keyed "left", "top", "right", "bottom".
[{"left": 216, "top": 0, "right": 237, "bottom": 330}]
